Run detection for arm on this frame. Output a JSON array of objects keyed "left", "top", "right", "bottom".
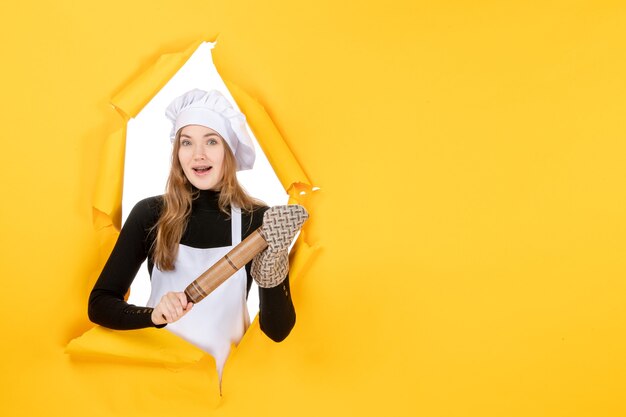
[
  {"left": 88, "top": 197, "right": 166, "bottom": 330},
  {"left": 258, "top": 274, "right": 296, "bottom": 342},
  {"left": 244, "top": 206, "right": 296, "bottom": 342}
]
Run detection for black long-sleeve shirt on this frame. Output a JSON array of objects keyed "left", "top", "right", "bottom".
[{"left": 88, "top": 189, "right": 296, "bottom": 342}]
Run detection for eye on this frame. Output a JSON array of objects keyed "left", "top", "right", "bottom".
[
  {"left": 208, "top": 138, "right": 218, "bottom": 145},
  {"left": 181, "top": 139, "right": 191, "bottom": 146}
]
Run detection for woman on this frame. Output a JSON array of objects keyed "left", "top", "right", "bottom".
[{"left": 88, "top": 89, "right": 296, "bottom": 376}]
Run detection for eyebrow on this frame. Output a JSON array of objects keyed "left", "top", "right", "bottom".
[{"left": 180, "top": 133, "right": 220, "bottom": 139}]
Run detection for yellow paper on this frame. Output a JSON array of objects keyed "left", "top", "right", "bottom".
[
  {"left": 2, "top": 2, "right": 626, "bottom": 417},
  {"left": 65, "top": 326, "right": 208, "bottom": 366}
]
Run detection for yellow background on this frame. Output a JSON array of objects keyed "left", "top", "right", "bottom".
[{"left": 1, "top": 1, "right": 626, "bottom": 416}]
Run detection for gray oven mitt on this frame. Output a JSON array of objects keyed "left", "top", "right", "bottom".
[{"left": 251, "top": 204, "right": 309, "bottom": 288}]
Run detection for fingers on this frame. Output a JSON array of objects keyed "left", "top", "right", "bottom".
[
  {"left": 164, "top": 292, "right": 183, "bottom": 318},
  {"left": 153, "top": 292, "right": 193, "bottom": 325},
  {"left": 176, "top": 292, "right": 192, "bottom": 312}
]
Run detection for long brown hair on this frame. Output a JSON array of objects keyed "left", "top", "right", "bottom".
[{"left": 152, "top": 130, "right": 264, "bottom": 271}]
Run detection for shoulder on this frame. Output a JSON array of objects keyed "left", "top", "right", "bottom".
[
  {"left": 132, "top": 195, "right": 164, "bottom": 213},
  {"left": 125, "top": 195, "right": 164, "bottom": 229}
]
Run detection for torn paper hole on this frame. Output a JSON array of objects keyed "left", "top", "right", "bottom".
[{"left": 122, "top": 42, "right": 288, "bottom": 320}]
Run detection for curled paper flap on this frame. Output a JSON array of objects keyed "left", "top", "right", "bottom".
[
  {"left": 111, "top": 40, "right": 206, "bottom": 119},
  {"left": 225, "top": 81, "right": 314, "bottom": 196},
  {"left": 65, "top": 326, "right": 210, "bottom": 366},
  {"left": 92, "top": 127, "right": 126, "bottom": 229}
]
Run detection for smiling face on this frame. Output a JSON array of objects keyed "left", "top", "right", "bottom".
[{"left": 177, "top": 124, "right": 226, "bottom": 190}]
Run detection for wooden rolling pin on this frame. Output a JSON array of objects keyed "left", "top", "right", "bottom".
[{"left": 183, "top": 204, "right": 308, "bottom": 304}]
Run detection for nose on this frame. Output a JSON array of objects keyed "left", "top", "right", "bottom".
[{"left": 192, "top": 143, "right": 206, "bottom": 160}]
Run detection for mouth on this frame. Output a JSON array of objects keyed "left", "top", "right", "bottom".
[{"left": 192, "top": 166, "right": 212, "bottom": 175}]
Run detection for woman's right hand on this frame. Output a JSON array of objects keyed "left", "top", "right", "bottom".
[{"left": 151, "top": 291, "right": 193, "bottom": 326}]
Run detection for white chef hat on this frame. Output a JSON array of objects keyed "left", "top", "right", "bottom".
[{"left": 165, "top": 89, "right": 256, "bottom": 171}]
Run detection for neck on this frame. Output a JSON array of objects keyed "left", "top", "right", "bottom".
[{"left": 192, "top": 187, "right": 221, "bottom": 210}]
